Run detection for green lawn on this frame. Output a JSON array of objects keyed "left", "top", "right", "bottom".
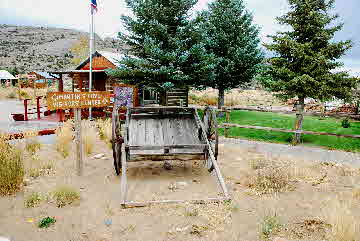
[{"left": 217, "top": 110, "right": 360, "bottom": 152}]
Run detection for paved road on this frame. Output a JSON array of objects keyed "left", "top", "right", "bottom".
[
  {"left": 0, "top": 100, "right": 59, "bottom": 144},
  {"left": 220, "top": 137, "right": 360, "bottom": 167}
]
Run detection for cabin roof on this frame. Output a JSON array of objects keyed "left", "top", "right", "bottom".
[
  {"left": 0, "top": 70, "right": 16, "bottom": 80},
  {"left": 31, "top": 71, "right": 59, "bottom": 79},
  {"left": 75, "top": 51, "right": 125, "bottom": 70}
]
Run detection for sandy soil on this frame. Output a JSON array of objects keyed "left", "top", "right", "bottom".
[{"left": 1, "top": 137, "right": 360, "bottom": 241}]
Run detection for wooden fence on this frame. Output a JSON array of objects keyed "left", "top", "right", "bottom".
[{"left": 219, "top": 109, "right": 360, "bottom": 140}]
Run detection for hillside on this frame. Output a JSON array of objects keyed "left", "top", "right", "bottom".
[{"left": 0, "top": 24, "right": 125, "bottom": 73}]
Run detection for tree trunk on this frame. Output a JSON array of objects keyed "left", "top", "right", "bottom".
[
  {"left": 294, "top": 97, "right": 305, "bottom": 144},
  {"left": 218, "top": 88, "right": 225, "bottom": 117},
  {"left": 218, "top": 88, "right": 225, "bottom": 109},
  {"left": 355, "top": 100, "right": 359, "bottom": 115}
]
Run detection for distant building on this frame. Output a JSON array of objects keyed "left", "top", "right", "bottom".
[
  {"left": 27, "top": 71, "right": 59, "bottom": 88},
  {"left": 0, "top": 70, "right": 17, "bottom": 86},
  {"left": 15, "top": 72, "right": 58, "bottom": 88}
]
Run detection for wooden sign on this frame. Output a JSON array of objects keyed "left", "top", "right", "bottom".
[
  {"left": 47, "top": 91, "right": 110, "bottom": 110},
  {"left": 113, "top": 84, "right": 139, "bottom": 109}
]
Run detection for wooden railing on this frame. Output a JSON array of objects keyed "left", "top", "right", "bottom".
[
  {"left": 220, "top": 123, "right": 360, "bottom": 139},
  {"left": 218, "top": 108, "right": 360, "bottom": 140}
]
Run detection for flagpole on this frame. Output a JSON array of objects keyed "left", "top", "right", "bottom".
[{"left": 89, "top": 6, "right": 94, "bottom": 120}]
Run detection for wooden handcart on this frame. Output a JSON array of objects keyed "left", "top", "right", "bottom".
[{"left": 112, "top": 106, "right": 230, "bottom": 207}]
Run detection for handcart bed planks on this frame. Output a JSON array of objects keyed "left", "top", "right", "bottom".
[{"left": 112, "top": 106, "right": 230, "bottom": 207}]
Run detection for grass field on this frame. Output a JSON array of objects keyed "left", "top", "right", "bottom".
[{"left": 218, "top": 110, "right": 360, "bottom": 152}]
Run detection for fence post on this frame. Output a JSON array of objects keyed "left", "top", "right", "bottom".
[{"left": 224, "top": 108, "right": 230, "bottom": 138}]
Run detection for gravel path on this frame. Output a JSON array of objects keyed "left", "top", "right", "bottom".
[{"left": 220, "top": 137, "right": 360, "bottom": 167}]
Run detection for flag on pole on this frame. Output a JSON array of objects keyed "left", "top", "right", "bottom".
[{"left": 91, "top": 0, "right": 98, "bottom": 14}]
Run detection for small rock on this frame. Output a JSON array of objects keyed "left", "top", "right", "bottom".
[
  {"left": 168, "top": 182, "right": 177, "bottom": 191},
  {"left": 163, "top": 161, "right": 172, "bottom": 170},
  {"left": 93, "top": 154, "right": 105, "bottom": 159},
  {"left": 192, "top": 179, "right": 199, "bottom": 183},
  {"left": 273, "top": 237, "right": 288, "bottom": 241},
  {"left": 101, "top": 156, "right": 108, "bottom": 160},
  {"left": 23, "top": 179, "right": 31, "bottom": 186},
  {"left": 175, "top": 226, "right": 190, "bottom": 232},
  {"left": 177, "top": 181, "right": 188, "bottom": 188},
  {"left": 104, "top": 219, "right": 112, "bottom": 227},
  {"left": 151, "top": 170, "right": 160, "bottom": 175}
]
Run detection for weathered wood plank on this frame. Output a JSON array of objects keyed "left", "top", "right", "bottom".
[
  {"left": 127, "top": 144, "right": 207, "bottom": 150},
  {"left": 130, "top": 107, "right": 193, "bottom": 113},
  {"left": 121, "top": 144, "right": 127, "bottom": 206},
  {"left": 124, "top": 197, "right": 229, "bottom": 208},
  {"left": 221, "top": 123, "right": 360, "bottom": 139},
  {"left": 129, "top": 153, "right": 205, "bottom": 162},
  {"left": 194, "top": 109, "right": 230, "bottom": 199},
  {"left": 131, "top": 113, "right": 193, "bottom": 119}
]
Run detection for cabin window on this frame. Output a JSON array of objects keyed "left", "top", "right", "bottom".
[{"left": 143, "top": 88, "right": 158, "bottom": 104}]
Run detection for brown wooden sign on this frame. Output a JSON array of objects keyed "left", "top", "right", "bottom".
[{"left": 47, "top": 91, "right": 111, "bottom": 110}]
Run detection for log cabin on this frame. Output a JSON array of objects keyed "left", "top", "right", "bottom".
[{"left": 50, "top": 51, "right": 188, "bottom": 107}]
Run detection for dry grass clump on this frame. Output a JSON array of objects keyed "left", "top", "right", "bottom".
[
  {"left": 25, "top": 138, "right": 41, "bottom": 155},
  {"left": 25, "top": 192, "right": 42, "bottom": 208},
  {"left": 352, "top": 187, "right": 360, "bottom": 199},
  {"left": 29, "top": 168, "right": 41, "bottom": 179},
  {"left": 0, "top": 138, "right": 24, "bottom": 195},
  {"left": 55, "top": 120, "right": 73, "bottom": 158},
  {"left": 96, "top": 118, "right": 112, "bottom": 148},
  {"left": 51, "top": 186, "right": 80, "bottom": 208},
  {"left": 0, "top": 87, "right": 17, "bottom": 99},
  {"left": 247, "top": 165, "right": 294, "bottom": 195},
  {"left": 325, "top": 198, "right": 360, "bottom": 241},
  {"left": 249, "top": 159, "right": 269, "bottom": 170},
  {"left": 188, "top": 88, "right": 284, "bottom": 107},
  {"left": 82, "top": 120, "right": 97, "bottom": 155},
  {"left": 27, "top": 161, "right": 54, "bottom": 179}
]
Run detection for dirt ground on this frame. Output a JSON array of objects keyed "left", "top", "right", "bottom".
[{"left": 1, "top": 137, "right": 360, "bottom": 241}]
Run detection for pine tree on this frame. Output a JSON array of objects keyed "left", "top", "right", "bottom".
[
  {"left": 262, "top": 0, "right": 359, "bottom": 143},
  {"left": 197, "top": 0, "right": 264, "bottom": 109},
  {"left": 109, "top": 0, "right": 215, "bottom": 90}
]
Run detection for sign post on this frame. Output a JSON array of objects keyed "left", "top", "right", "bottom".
[
  {"left": 74, "top": 108, "right": 83, "bottom": 176},
  {"left": 47, "top": 91, "right": 110, "bottom": 176}
]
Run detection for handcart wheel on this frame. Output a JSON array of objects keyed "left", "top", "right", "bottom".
[
  {"left": 112, "top": 141, "right": 122, "bottom": 175},
  {"left": 112, "top": 106, "right": 122, "bottom": 175},
  {"left": 202, "top": 107, "right": 219, "bottom": 172}
]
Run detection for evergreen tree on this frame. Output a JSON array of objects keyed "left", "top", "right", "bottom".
[
  {"left": 197, "top": 0, "right": 264, "bottom": 109},
  {"left": 108, "top": 0, "right": 215, "bottom": 90},
  {"left": 262, "top": 0, "right": 359, "bottom": 143}
]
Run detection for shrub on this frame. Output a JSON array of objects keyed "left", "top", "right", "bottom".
[
  {"left": 6, "top": 90, "right": 16, "bottom": 99},
  {"left": 341, "top": 118, "right": 351, "bottom": 128},
  {"left": 38, "top": 217, "right": 56, "bottom": 228},
  {"left": 25, "top": 192, "right": 42, "bottom": 208},
  {"left": 17, "top": 89, "right": 30, "bottom": 99},
  {"left": 260, "top": 212, "right": 282, "bottom": 239},
  {"left": 96, "top": 118, "right": 112, "bottom": 148},
  {"left": 52, "top": 186, "right": 80, "bottom": 208},
  {"left": 248, "top": 166, "right": 293, "bottom": 194},
  {"left": 0, "top": 138, "right": 24, "bottom": 195},
  {"left": 82, "top": 120, "right": 97, "bottom": 155},
  {"left": 326, "top": 198, "right": 360, "bottom": 241},
  {"left": 29, "top": 168, "right": 41, "bottom": 178},
  {"left": 25, "top": 138, "right": 41, "bottom": 155},
  {"left": 249, "top": 159, "right": 268, "bottom": 170},
  {"left": 55, "top": 120, "right": 73, "bottom": 158}
]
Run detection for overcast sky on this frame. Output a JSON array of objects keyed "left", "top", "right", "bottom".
[{"left": 1, "top": 0, "right": 359, "bottom": 75}]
